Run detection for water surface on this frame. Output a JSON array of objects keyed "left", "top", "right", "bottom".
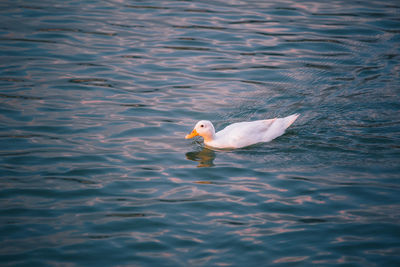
[{"left": 1, "top": 0, "right": 400, "bottom": 266}]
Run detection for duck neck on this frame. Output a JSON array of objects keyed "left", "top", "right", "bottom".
[{"left": 203, "top": 132, "right": 216, "bottom": 143}]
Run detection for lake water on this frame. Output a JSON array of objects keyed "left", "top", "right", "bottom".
[{"left": 1, "top": 0, "right": 400, "bottom": 266}]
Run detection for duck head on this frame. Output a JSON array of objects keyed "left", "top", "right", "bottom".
[{"left": 185, "top": 120, "right": 216, "bottom": 142}]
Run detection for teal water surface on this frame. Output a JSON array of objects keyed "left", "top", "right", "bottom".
[{"left": 1, "top": 0, "right": 400, "bottom": 266}]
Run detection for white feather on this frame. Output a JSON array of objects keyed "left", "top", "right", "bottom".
[{"left": 186, "top": 114, "right": 299, "bottom": 149}]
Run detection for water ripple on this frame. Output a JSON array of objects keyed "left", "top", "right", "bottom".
[{"left": 1, "top": 0, "right": 399, "bottom": 266}]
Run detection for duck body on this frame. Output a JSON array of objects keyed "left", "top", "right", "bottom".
[{"left": 185, "top": 114, "right": 299, "bottom": 149}]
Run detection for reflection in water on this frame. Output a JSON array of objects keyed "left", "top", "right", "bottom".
[
  {"left": 1, "top": 0, "right": 399, "bottom": 266},
  {"left": 186, "top": 147, "right": 216, "bottom": 167}
]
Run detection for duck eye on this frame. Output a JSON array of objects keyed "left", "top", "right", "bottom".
[{"left": 200, "top": 124, "right": 204, "bottom": 128}]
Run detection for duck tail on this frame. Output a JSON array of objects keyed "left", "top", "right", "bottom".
[{"left": 282, "top": 113, "right": 299, "bottom": 129}]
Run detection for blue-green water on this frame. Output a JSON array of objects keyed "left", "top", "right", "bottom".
[{"left": 1, "top": 0, "right": 400, "bottom": 266}]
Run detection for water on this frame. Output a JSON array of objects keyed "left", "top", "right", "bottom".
[{"left": 1, "top": 0, "right": 400, "bottom": 266}]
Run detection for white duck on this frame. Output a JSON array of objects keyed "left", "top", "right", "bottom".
[{"left": 185, "top": 114, "right": 299, "bottom": 149}]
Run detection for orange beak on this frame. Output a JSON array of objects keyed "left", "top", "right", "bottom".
[{"left": 185, "top": 128, "right": 199, "bottom": 139}]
